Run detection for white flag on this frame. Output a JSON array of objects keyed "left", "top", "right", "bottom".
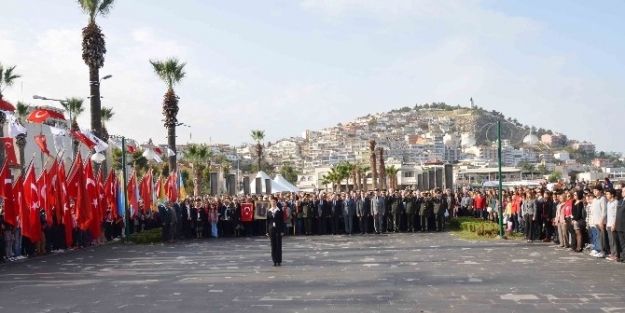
[
  {"left": 167, "top": 147, "right": 176, "bottom": 157},
  {"left": 49, "top": 126, "right": 67, "bottom": 136},
  {"left": 142, "top": 148, "right": 163, "bottom": 163},
  {"left": 82, "top": 129, "right": 109, "bottom": 153},
  {"left": 7, "top": 113, "right": 26, "bottom": 138},
  {"left": 49, "top": 126, "right": 67, "bottom": 154},
  {"left": 108, "top": 138, "right": 122, "bottom": 149}
]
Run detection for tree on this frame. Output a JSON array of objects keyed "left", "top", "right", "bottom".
[
  {"left": 548, "top": 171, "right": 562, "bottom": 183},
  {"left": 369, "top": 139, "right": 377, "bottom": 189},
  {"left": 15, "top": 101, "right": 29, "bottom": 172},
  {"left": 279, "top": 162, "right": 298, "bottom": 184},
  {"left": 61, "top": 97, "right": 85, "bottom": 155},
  {"left": 385, "top": 165, "right": 399, "bottom": 189},
  {"left": 182, "top": 144, "right": 212, "bottom": 197},
  {"left": 537, "top": 163, "right": 548, "bottom": 175},
  {"left": 336, "top": 162, "right": 354, "bottom": 191},
  {"left": 250, "top": 130, "right": 265, "bottom": 173},
  {"left": 358, "top": 165, "right": 370, "bottom": 191},
  {"left": 321, "top": 168, "right": 341, "bottom": 192},
  {"left": 78, "top": 0, "right": 115, "bottom": 140},
  {"left": 111, "top": 147, "right": 148, "bottom": 176},
  {"left": 0, "top": 63, "right": 21, "bottom": 164},
  {"left": 377, "top": 147, "right": 386, "bottom": 189},
  {"left": 150, "top": 57, "right": 186, "bottom": 173},
  {"left": 100, "top": 106, "right": 114, "bottom": 143}
]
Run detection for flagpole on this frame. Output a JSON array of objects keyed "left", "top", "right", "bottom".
[{"left": 121, "top": 136, "right": 130, "bottom": 241}]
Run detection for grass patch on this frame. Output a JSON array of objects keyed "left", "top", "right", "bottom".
[
  {"left": 129, "top": 228, "right": 163, "bottom": 244},
  {"left": 448, "top": 217, "right": 524, "bottom": 241}
]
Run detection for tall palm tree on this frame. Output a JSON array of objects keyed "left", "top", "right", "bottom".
[
  {"left": 150, "top": 57, "right": 187, "bottom": 173},
  {"left": 182, "top": 144, "right": 211, "bottom": 197},
  {"left": 385, "top": 165, "right": 399, "bottom": 189},
  {"left": 78, "top": 0, "right": 115, "bottom": 139},
  {"left": 61, "top": 97, "right": 85, "bottom": 155},
  {"left": 0, "top": 63, "right": 21, "bottom": 164},
  {"left": 250, "top": 130, "right": 265, "bottom": 173},
  {"left": 337, "top": 162, "right": 354, "bottom": 192},
  {"left": 15, "top": 101, "right": 29, "bottom": 172},
  {"left": 377, "top": 147, "right": 387, "bottom": 189},
  {"left": 369, "top": 140, "right": 377, "bottom": 189},
  {"left": 100, "top": 106, "right": 114, "bottom": 143}
]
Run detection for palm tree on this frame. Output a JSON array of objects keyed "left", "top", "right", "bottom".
[
  {"left": 100, "top": 106, "right": 114, "bottom": 143},
  {"left": 15, "top": 101, "right": 29, "bottom": 172},
  {"left": 358, "top": 165, "right": 370, "bottom": 191},
  {"left": 182, "top": 144, "right": 211, "bottom": 196},
  {"left": 338, "top": 162, "right": 354, "bottom": 192},
  {"left": 385, "top": 165, "right": 399, "bottom": 189},
  {"left": 61, "top": 97, "right": 85, "bottom": 155},
  {"left": 321, "top": 169, "right": 340, "bottom": 192},
  {"left": 369, "top": 140, "right": 377, "bottom": 189},
  {"left": 0, "top": 63, "right": 21, "bottom": 164},
  {"left": 221, "top": 159, "right": 232, "bottom": 179},
  {"left": 150, "top": 57, "right": 187, "bottom": 173},
  {"left": 78, "top": 0, "right": 115, "bottom": 139},
  {"left": 377, "top": 147, "right": 386, "bottom": 189},
  {"left": 250, "top": 130, "right": 265, "bottom": 173}
]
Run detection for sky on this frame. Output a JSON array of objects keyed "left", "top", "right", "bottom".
[{"left": 1, "top": 0, "right": 624, "bottom": 152}]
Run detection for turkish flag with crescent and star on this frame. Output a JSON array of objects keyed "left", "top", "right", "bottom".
[
  {"left": 241, "top": 203, "right": 254, "bottom": 222},
  {"left": 27, "top": 108, "right": 66, "bottom": 123},
  {"left": 34, "top": 135, "right": 51, "bottom": 156},
  {"left": 1, "top": 137, "right": 18, "bottom": 165},
  {"left": 0, "top": 160, "right": 17, "bottom": 227},
  {"left": 24, "top": 164, "right": 42, "bottom": 242}
]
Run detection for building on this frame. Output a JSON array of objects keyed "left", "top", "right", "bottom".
[
  {"left": 553, "top": 151, "right": 570, "bottom": 161},
  {"left": 592, "top": 158, "right": 614, "bottom": 168},
  {"left": 454, "top": 167, "right": 522, "bottom": 186},
  {"left": 541, "top": 133, "right": 568, "bottom": 147},
  {"left": 571, "top": 141, "right": 596, "bottom": 154}
]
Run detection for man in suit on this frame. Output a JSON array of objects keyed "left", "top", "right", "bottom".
[
  {"left": 266, "top": 196, "right": 285, "bottom": 266},
  {"left": 443, "top": 188, "right": 456, "bottom": 219},
  {"left": 344, "top": 192, "right": 356, "bottom": 235},
  {"left": 158, "top": 204, "right": 170, "bottom": 242},
  {"left": 356, "top": 191, "right": 371, "bottom": 234},
  {"left": 317, "top": 194, "right": 330, "bottom": 235},
  {"left": 371, "top": 189, "right": 386, "bottom": 234},
  {"left": 330, "top": 194, "right": 343, "bottom": 235},
  {"left": 615, "top": 187, "right": 625, "bottom": 262}
]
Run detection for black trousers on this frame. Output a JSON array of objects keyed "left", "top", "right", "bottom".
[
  {"left": 393, "top": 212, "right": 402, "bottom": 232},
  {"left": 406, "top": 213, "right": 415, "bottom": 232},
  {"left": 524, "top": 214, "right": 534, "bottom": 240},
  {"left": 269, "top": 230, "right": 282, "bottom": 264},
  {"left": 359, "top": 216, "right": 369, "bottom": 234},
  {"left": 305, "top": 217, "right": 313, "bottom": 234},
  {"left": 318, "top": 217, "right": 327, "bottom": 235},
  {"left": 332, "top": 215, "right": 340, "bottom": 234},
  {"left": 617, "top": 231, "right": 625, "bottom": 259}
]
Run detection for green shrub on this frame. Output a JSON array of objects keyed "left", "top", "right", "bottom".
[{"left": 129, "top": 228, "right": 163, "bottom": 244}]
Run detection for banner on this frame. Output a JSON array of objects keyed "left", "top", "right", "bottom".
[
  {"left": 34, "top": 135, "right": 51, "bottom": 156},
  {"left": 0, "top": 137, "right": 17, "bottom": 165},
  {"left": 241, "top": 203, "right": 254, "bottom": 222},
  {"left": 253, "top": 201, "right": 269, "bottom": 220}
]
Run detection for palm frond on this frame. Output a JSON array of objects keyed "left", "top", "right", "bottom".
[
  {"left": 101, "top": 106, "right": 114, "bottom": 122},
  {"left": 0, "top": 63, "right": 21, "bottom": 91},
  {"left": 64, "top": 97, "right": 86, "bottom": 119},
  {"left": 250, "top": 129, "right": 265, "bottom": 142},
  {"left": 150, "top": 58, "right": 186, "bottom": 89},
  {"left": 15, "top": 101, "right": 30, "bottom": 123},
  {"left": 78, "top": 0, "right": 115, "bottom": 21}
]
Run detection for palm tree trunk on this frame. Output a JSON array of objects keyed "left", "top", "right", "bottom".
[
  {"left": 89, "top": 67, "right": 102, "bottom": 138},
  {"left": 193, "top": 167, "right": 202, "bottom": 196},
  {"left": 168, "top": 125, "right": 177, "bottom": 173}
]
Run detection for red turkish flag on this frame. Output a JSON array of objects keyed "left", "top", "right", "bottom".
[
  {"left": 139, "top": 169, "right": 153, "bottom": 214},
  {"left": 57, "top": 160, "right": 69, "bottom": 222},
  {"left": 47, "top": 160, "right": 58, "bottom": 220},
  {"left": 14, "top": 175, "right": 31, "bottom": 240},
  {"left": 24, "top": 165, "right": 42, "bottom": 243},
  {"left": 104, "top": 169, "right": 117, "bottom": 219},
  {"left": 127, "top": 170, "right": 139, "bottom": 217},
  {"left": 1, "top": 137, "right": 18, "bottom": 165},
  {"left": 83, "top": 159, "right": 97, "bottom": 234},
  {"left": 97, "top": 168, "right": 107, "bottom": 218},
  {"left": 165, "top": 173, "right": 178, "bottom": 202},
  {"left": 0, "top": 99, "right": 16, "bottom": 111},
  {"left": 70, "top": 130, "right": 96, "bottom": 149},
  {"left": 127, "top": 145, "right": 136, "bottom": 154},
  {"left": 34, "top": 135, "right": 51, "bottom": 156},
  {"left": 241, "top": 203, "right": 254, "bottom": 222},
  {"left": 0, "top": 161, "right": 17, "bottom": 227},
  {"left": 37, "top": 172, "right": 52, "bottom": 226},
  {"left": 27, "top": 108, "right": 66, "bottom": 123}
]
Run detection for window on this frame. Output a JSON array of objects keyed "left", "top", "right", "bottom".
[{"left": 403, "top": 171, "right": 415, "bottom": 178}]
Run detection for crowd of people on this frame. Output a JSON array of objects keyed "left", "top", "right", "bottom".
[{"left": 1, "top": 177, "right": 623, "bottom": 264}]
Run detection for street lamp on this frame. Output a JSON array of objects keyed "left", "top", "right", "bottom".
[{"left": 109, "top": 134, "right": 132, "bottom": 242}]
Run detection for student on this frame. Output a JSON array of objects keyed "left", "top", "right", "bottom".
[{"left": 266, "top": 196, "right": 285, "bottom": 266}]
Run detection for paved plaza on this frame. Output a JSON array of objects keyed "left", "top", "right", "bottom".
[{"left": 0, "top": 233, "right": 624, "bottom": 313}]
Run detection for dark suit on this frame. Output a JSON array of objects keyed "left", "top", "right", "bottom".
[
  {"left": 317, "top": 200, "right": 330, "bottom": 235},
  {"left": 266, "top": 207, "right": 284, "bottom": 265},
  {"left": 616, "top": 200, "right": 625, "bottom": 260},
  {"left": 356, "top": 197, "right": 371, "bottom": 234},
  {"left": 331, "top": 200, "right": 343, "bottom": 234}
]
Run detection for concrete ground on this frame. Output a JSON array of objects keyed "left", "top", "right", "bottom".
[{"left": 0, "top": 233, "right": 624, "bottom": 313}]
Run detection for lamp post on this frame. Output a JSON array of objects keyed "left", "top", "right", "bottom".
[{"left": 110, "top": 134, "right": 131, "bottom": 241}]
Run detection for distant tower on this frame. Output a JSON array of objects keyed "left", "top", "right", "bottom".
[{"left": 470, "top": 97, "right": 475, "bottom": 109}]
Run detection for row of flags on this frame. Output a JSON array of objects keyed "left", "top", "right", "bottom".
[{"left": 0, "top": 152, "right": 188, "bottom": 245}]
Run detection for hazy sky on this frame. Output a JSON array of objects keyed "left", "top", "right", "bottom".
[{"left": 1, "top": 0, "right": 624, "bottom": 152}]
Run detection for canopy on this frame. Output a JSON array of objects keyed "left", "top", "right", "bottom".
[
  {"left": 273, "top": 174, "right": 300, "bottom": 192},
  {"left": 249, "top": 171, "right": 289, "bottom": 194}
]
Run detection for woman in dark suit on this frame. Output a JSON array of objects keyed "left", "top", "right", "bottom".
[{"left": 266, "top": 196, "right": 285, "bottom": 266}]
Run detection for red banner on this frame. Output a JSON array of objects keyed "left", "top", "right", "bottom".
[
  {"left": 34, "top": 134, "right": 50, "bottom": 156},
  {"left": 241, "top": 203, "right": 254, "bottom": 222},
  {"left": 70, "top": 130, "right": 96, "bottom": 149},
  {"left": 1, "top": 137, "right": 17, "bottom": 165},
  {"left": 27, "top": 108, "right": 66, "bottom": 123}
]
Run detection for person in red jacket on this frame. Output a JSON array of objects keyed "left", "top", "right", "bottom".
[{"left": 474, "top": 192, "right": 486, "bottom": 220}]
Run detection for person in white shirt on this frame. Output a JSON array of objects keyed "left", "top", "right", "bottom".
[
  {"left": 590, "top": 186, "right": 608, "bottom": 258},
  {"left": 604, "top": 188, "right": 619, "bottom": 261},
  {"left": 266, "top": 197, "right": 285, "bottom": 266}
]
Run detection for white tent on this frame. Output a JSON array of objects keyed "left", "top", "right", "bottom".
[
  {"left": 273, "top": 174, "right": 300, "bottom": 192},
  {"left": 249, "top": 171, "right": 289, "bottom": 194}
]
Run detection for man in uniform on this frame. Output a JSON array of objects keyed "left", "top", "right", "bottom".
[
  {"left": 419, "top": 192, "right": 433, "bottom": 232},
  {"left": 432, "top": 189, "right": 445, "bottom": 232},
  {"left": 405, "top": 191, "right": 417, "bottom": 232},
  {"left": 390, "top": 190, "right": 403, "bottom": 232},
  {"left": 302, "top": 194, "right": 312, "bottom": 235}
]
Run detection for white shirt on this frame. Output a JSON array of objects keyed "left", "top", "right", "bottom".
[
  {"left": 591, "top": 195, "right": 607, "bottom": 226},
  {"left": 607, "top": 199, "right": 618, "bottom": 228}
]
